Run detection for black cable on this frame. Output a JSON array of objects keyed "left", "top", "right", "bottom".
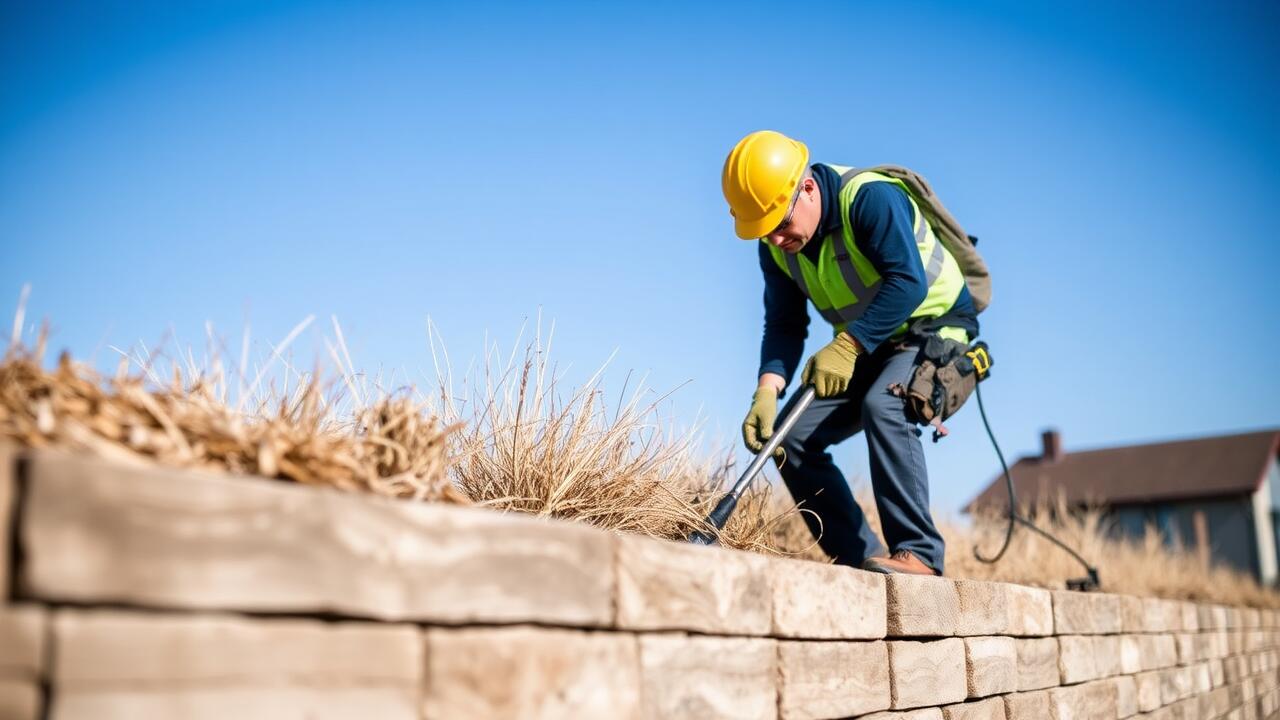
[
  {"left": 971, "top": 379, "right": 1100, "bottom": 589},
  {"left": 972, "top": 378, "right": 1016, "bottom": 563}
]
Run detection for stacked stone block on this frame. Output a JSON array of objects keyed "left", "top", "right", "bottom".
[{"left": 2, "top": 444, "right": 1279, "bottom": 719}]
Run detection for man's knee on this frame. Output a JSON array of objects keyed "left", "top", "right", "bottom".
[{"left": 860, "top": 386, "right": 911, "bottom": 430}]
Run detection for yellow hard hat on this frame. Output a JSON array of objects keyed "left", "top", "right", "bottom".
[{"left": 721, "top": 130, "right": 810, "bottom": 239}]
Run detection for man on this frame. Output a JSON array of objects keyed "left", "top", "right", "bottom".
[{"left": 722, "top": 130, "right": 978, "bottom": 576}]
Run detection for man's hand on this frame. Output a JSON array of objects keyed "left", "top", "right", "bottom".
[
  {"left": 802, "top": 333, "right": 861, "bottom": 398},
  {"left": 742, "top": 387, "right": 783, "bottom": 458}
]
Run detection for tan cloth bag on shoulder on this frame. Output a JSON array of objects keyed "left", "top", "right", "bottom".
[{"left": 867, "top": 165, "right": 992, "bottom": 313}]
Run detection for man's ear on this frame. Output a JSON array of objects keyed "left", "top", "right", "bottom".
[{"left": 801, "top": 176, "right": 818, "bottom": 200}]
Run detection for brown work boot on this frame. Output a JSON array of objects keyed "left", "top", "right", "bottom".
[{"left": 861, "top": 550, "right": 939, "bottom": 576}]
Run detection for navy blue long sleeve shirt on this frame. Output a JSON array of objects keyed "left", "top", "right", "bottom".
[{"left": 757, "top": 163, "right": 976, "bottom": 383}]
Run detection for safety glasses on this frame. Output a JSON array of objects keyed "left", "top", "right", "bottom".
[{"left": 762, "top": 183, "right": 803, "bottom": 239}]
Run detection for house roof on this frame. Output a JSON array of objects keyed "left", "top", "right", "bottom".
[{"left": 965, "top": 429, "right": 1280, "bottom": 513}]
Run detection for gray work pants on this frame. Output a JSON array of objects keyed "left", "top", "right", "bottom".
[{"left": 775, "top": 345, "right": 946, "bottom": 574}]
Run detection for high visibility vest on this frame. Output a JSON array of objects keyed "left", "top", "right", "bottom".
[{"left": 765, "top": 164, "right": 968, "bottom": 343}]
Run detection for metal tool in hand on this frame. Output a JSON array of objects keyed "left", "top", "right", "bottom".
[{"left": 688, "top": 385, "right": 817, "bottom": 545}]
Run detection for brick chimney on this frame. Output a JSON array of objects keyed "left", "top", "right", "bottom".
[{"left": 1041, "top": 429, "right": 1063, "bottom": 463}]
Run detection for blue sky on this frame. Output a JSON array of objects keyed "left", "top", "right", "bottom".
[{"left": 2, "top": 0, "right": 1278, "bottom": 515}]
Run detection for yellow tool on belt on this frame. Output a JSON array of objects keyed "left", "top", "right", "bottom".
[{"left": 966, "top": 343, "right": 992, "bottom": 378}]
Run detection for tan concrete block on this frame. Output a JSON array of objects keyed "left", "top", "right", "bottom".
[
  {"left": 1195, "top": 632, "right": 1222, "bottom": 663},
  {"left": 1120, "top": 595, "right": 1146, "bottom": 633},
  {"left": 55, "top": 609, "right": 421, "bottom": 686},
  {"left": 1094, "top": 635, "right": 1122, "bottom": 679},
  {"left": 769, "top": 559, "right": 885, "bottom": 639},
  {"left": 638, "top": 633, "right": 775, "bottom": 720},
  {"left": 1262, "top": 688, "right": 1279, "bottom": 716},
  {"left": 1199, "top": 633, "right": 1222, "bottom": 663},
  {"left": 1057, "top": 635, "right": 1100, "bottom": 685},
  {"left": 1162, "top": 599, "right": 1187, "bottom": 631},
  {"left": 1218, "top": 630, "right": 1236, "bottom": 659},
  {"left": 617, "top": 534, "right": 770, "bottom": 635},
  {"left": 1191, "top": 661, "right": 1212, "bottom": 694},
  {"left": 1112, "top": 675, "right": 1138, "bottom": 718},
  {"left": 1003, "top": 689, "right": 1052, "bottom": 719},
  {"left": 1142, "top": 684, "right": 1178, "bottom": 719},
  {"left": 1052, "top": 591, "right": 1121, "bottom": 635},
  {"left": 886, "top": 575, "right": 959, "bottom": 638},
  {"left": 777, "top": 640, "right": 889, "bottom": 719},
  {"left": 1243, "top": 608, "right": 1262, "bottom": 628},
  {"left": 1229, "top": 629, "right": 1246, "bottom": 654},
  {"left": 1134, "top": 670, "right": 1161, "bottom": 712},
  {"left": 1225, "top": 655, "right": 1248, "bottom": 683},
  {"left": 1175, "top": 633, "right": 1197, "bottom": 665},
  {"left": 1240, "top": 673, "right": 1258, "bottom": 702},
  {"left": 0, "top": 605, "right": 46, "bottom": 680},
  {"left": 1142, "top": 633, "right": 1179, "bottom": 670},
  {"left": 1192, "top": 632, "right": 1213, "bottom": 661},
  {"left": 963, "top": 636, "right": 1015, "bottom": 698},
  {"left": 21, "top": 450, "right": 614, "bottom": 626},
  {"left": 1047, "top": 678, "right": 1118, "bottom": 720},
  {"left": 0, "top": 679, "right": 39, "bottom": 720},
  {"left": 940, "top": 696, "right": 1003, "bottom": 720},
  {"left": 860, "top": 708, "right": 944, "bottom": 720},
  {"left": 1088, "top": 593, "right": 1122, "bottom": 632},
  {"left": 953, "top": 580, "right": 1008, "bottom": 636},
  {"left": 1179, "top": 601, "right": 1199, "bottom": 632},
  {"left": 1015, "top": 636, "right": 1060, "bottom": 691},
  {"left": 426, "top": 626, "right": 640, "bottom": 720},
  {"left": 1247, "top": 629, "right": 1268, "bottom": 652},
  {"left": 0, "top": 442, "right": 15, "bottom": 602},
  {"left": 53, "top": 610, "right": 422, "bottom": 720},
  {"left": 1210, "top": 658, "right": 1226, "bottom": 688},
  {"left": 888, "top": 638, "right": 966, "bottom": 709},
  {"left": 53, "top": 687, "right": 420, "bottom": 720},
  {"left": 1159, "top": 666, "right": 1192, "bottom": 705},
  {"left": 1143, "top": 598, "right": 1180, "bottom": 633},
  {"left": 1227, "top": 607, "right": 1244, "bottom": 629},
  {"left": 1201, "top": 685, "right": 1231, "bottom": 717},
  {"left": 1005, "top": 583, "right": 1054, "bottom": 637},
  {"left": 1191, "top": 694, "right": 1223, "bottom": 720},
  {"left": 1120, "top": 635, "right": 1143, "bottom": 674},
  {"left": 1197, "top": 603, "right": 1227, "bottom": 631}
]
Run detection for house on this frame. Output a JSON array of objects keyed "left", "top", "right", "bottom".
[{"left": 965, "top": 428, "right": 1280, "bottom": 584}]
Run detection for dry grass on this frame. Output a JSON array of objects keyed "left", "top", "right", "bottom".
[
  {"left": 951, "top": 504, "right": 1280, "bottom": 608},
  {"left": 428, "top": 323, "right": 810, "bottom": 553},
  {"left": 3, "top": 294, "right": 1275, "bottom": 605},
  {"left": 0, "top": 314, "right": 460, "bottom": 502}
]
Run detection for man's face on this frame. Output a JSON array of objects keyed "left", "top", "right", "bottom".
[{"left": 762, "top": 176, "right": 821, "bottom": 254}]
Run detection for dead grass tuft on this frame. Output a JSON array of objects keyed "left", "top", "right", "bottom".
[
  {"left": 0, "top": 321, "right": 460, "bottom": 502},
  {"left": 951, "top": 500, "right": 1280, "bottom": 608},
  {"left": 430, "top": 325, "right": 809, "bottom": 553}
]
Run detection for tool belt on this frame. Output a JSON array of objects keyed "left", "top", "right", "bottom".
[{"left": 889, "top": 333, "right": 993, "bottom": 441}]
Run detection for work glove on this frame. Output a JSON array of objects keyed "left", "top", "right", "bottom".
[
  {"left": 802, "top": 333, "right": 860, "bottom": 398},
  {"left": 741, "top": 387, "right": 783, "bottom": 458}
]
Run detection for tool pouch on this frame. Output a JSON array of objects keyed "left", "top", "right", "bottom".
[{"left": 893, "top": 336, "right": 993, "bottom": 425}]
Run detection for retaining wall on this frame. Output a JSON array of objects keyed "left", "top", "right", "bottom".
[{"left": 1, "top": 443, "right": 1278, "bottom": 719}]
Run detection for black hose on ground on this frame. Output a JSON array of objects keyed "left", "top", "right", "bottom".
[{"left": 970, "top": 380, "right": 1101, "bottom": 591}]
